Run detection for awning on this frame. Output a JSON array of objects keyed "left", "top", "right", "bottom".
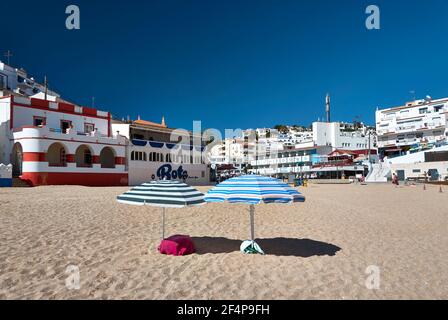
[
  {"left": 217, "top": 164, "right": 237, "bottom": 171},
  {"left": 311, "top": 166, "right": 365, "bottom": 172}
]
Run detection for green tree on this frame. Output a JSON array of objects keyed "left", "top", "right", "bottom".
[{"left": 273, "top": 125, "right": 288, "bottom": 134}]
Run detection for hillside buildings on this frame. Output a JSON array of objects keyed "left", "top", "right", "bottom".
[
  {"left": 248, "top": 121, "right": 376, "bottom": 179},
  {"left": 368, "top": 96, "right": 448, "bottom": 182},
  {"left": 1, "top": 62, "right": 59, "bottom": 100},
  {"left": 209, "top": 120, "right": 377, "bottom": 180}
]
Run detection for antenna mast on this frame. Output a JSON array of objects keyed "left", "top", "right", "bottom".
[
  {"left": 44, "top": 76, "right": 48, "bottom": 100},
  {"left": 326, "top": 93, "right": 331, "bottom": 123},
  {"left": 4, "top": 50, "right": 13, "bottom": 65}
]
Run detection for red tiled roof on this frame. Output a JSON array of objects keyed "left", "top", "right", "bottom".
[
  {"left": 329, "top": 149, "right": 377, "bottom": 156},
  {"left": 133, "top": 119, "right": 167, "bottom": 128}
]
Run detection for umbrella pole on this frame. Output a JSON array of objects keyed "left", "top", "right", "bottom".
[
  {"left": 249, "top": 204, "right": 255, "bottom": 241},
  {"left": 161, "top": 207, "right": 166, "bottom": 240}
]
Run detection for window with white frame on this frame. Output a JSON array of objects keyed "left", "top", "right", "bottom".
[
  {"left": 84, "top": 123, "right": 95, "bottom": 134},
  {"left": 33, "top": 116, "right": 46, "bottom": 127},
  {"left": 131, "top": 151, "right": 147, "bottom": 161}
]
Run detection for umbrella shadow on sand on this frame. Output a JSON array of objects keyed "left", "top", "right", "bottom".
[{"left": 191, "top": 237, "right": 341, "bottom": 257}]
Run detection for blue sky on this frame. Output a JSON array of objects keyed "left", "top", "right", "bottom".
[{"left": 2, "top": 0, "right": 448, "bottom": 132}]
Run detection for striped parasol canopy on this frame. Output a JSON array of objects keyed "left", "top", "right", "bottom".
[
  {"left": 204, "top": 175, "right": 305, "bottom": 204},
  {"left": 117, "top": 180, "right": 205, "bottom": 239},
  {"left": 204, "top": 175, "right": 305, "bottom": 254},
  {"left": 117, "top": 180, "right": 205, "bottom": 207}
]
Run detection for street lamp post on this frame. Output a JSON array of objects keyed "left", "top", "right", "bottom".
[{"left": 367, "top": 130, "right": 372, "bottom": 164}]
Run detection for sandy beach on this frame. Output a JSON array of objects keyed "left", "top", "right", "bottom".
[{"left": 0, "top": 183, "right": 447, "bottom": 300}]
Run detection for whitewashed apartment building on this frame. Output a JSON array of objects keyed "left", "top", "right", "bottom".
[
  {"left": 376, "top": 97, "right": 448, "bottom": 158},
  {"left": 367, "top": 96, "right": 448, "bottom": 182}
]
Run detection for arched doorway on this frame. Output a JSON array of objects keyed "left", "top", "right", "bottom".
[
  {"left": 47, "top": 143, "right": 67, "bottom": 167},
  {"left": 12, "top": 143, "right": 23, "bottom": 176},
  {"left": 100, "top": 147, "right": 116, "bottom": 168},
  {"left": 75, "top": 145, "right": 93, "bottom": 167}
]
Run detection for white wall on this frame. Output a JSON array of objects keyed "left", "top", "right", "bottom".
[
  {"left": 111, "top": 123, "right": 131, "bottom": 138},
  {"left": 295, "top": 141, "right": 315, "bottom": 149},
  {"left": 0, "top": 63, "right": 18, "bottom": 90},
  {"left": 0, "top": 163, "right": 12, "bottom": 179},
  {"left": 13, "top": 127, "right": 126, "bottom": 156},
  {"left": 312, "top": 122, "right": 371, "bottom": 150},
  {"left": 387, "top": 151, "right": 425, "bottom": 164},
  {"left": 0, "top": 97, "right": 12, "bottom": 164},
  {"left": 314, "top": 122, "right": 326, "bottom": 146},
  {"left": 21, "top": 161, "right": 126, "bottom": 174},
  {"left": 127, "top": 143, "right": 209, "bottom": 185},
  {"left": 128, "top": 162, "right": 209, "bottom": 186},
  {"left": 30, "top": 92, "right": 58, "bottom": 102},
  {"left": 11, "top": 127, "right": 126, "bottom": 177},
  {"left": 13, "top": 105, "right": 109, "bottom": 136},
  {"left": 391, "top": 162, "right": 448, "bottom": 180},
  {"left": 336, "top": 133, "right": 370, "bottom": 150},
  {"left": 386, "top": 145, "right": 448, "bottom": 180},
  {"left": 387, "top": 145, "right": 448, "bottom": 165}
]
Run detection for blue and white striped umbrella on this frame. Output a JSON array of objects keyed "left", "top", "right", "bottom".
[
  {"left": 204, "top": 175, "right": 305, "bottom": 204},
  {"left": 117, "top": 180, "right": 205, "bottom": 239},
  {"left": 204, "top": 175, "right": 305, "bottom": 254},
  {"left": 117, "top": 180, "right": 205, "bottom": 208}
]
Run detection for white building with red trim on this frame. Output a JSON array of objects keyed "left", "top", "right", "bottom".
[{"left": 0, "top": 95, "right": 128, "bottom": 186}]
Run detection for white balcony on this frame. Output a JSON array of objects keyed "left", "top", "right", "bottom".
[
  {"left": 13, "top": 126, "right": 127, "bottom": 145},
  {"left": 396, "top": 125, "right": 416, "bottom": 133},
  {"left": 396, "top": 139, "right": 417, "bottom": 146}
]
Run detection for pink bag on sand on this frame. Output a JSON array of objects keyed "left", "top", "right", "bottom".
[{"left": 158, "top": 235, "right": 196, "bottom": 256}]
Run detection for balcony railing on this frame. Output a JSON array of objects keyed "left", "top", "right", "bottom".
[
  {"left": 47, "top": 127, "right": 109, "bottom": 138},
  {"left": 12, "top": 126, "right": 126, "bottom": 144},
  {"left": 251, "top": 166, "right": 312, "bottom": 174},
  {"left": 312, "top": 159, "right": 353, "bottom": 168},
  {"left": 397, "top": 125, "right": 416, "bottom": 132}
]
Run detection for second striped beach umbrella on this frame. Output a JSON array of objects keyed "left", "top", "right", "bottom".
[
  {"left": 117, "top": 180, "right": 205, "bottom": 239},
  {"left": 204, "top": 175, "right": 305, "bottom": 254}
]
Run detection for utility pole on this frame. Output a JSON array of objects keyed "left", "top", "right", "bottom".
[
  {"left": 4, "top": 50, "right": 13, "bottom": 65},
  {"left": 367, "top": 130, "right": 372, "bottom": 164},
  {"left": 326, "top": 93, "right": 331, "bottom": 123}
]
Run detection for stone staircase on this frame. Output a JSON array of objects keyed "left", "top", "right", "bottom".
[{"left": 366, "top": 163, "right": 391, "bottom": 183}]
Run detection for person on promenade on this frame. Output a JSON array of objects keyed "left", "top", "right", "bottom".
[{"left": 392, "top": 173, "right": 399, "bottom": 186}]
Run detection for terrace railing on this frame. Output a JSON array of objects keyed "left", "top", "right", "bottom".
[
  {"left": 13, "top": 126, "right": 126, "bottom": 144},
  {"left": 312, "top": 159, "right": 353, "bottom": 168}
]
